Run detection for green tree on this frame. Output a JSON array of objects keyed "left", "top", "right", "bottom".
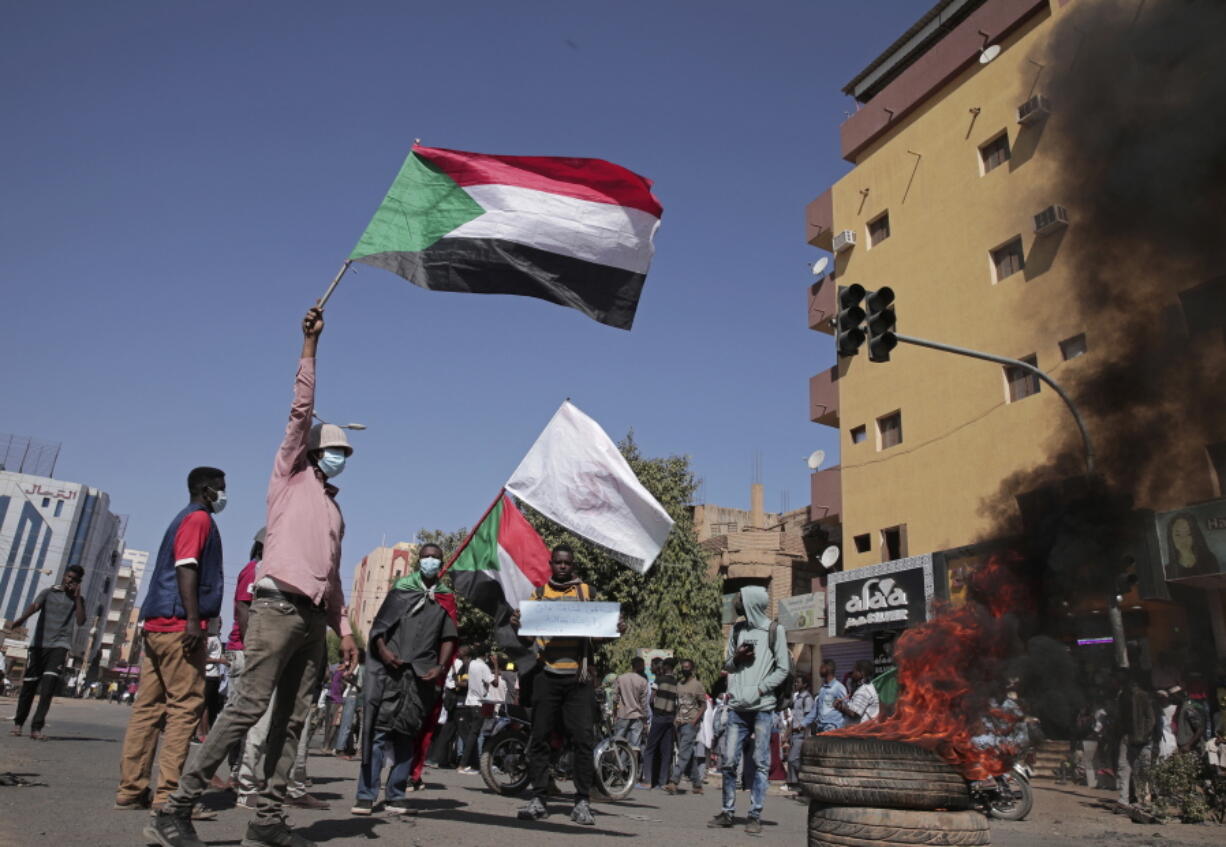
[
  {"left": 415, "top": 526, "right": 494, "bottom": 651},
  {"left": 521, "top": 434, "right": 725, "bottom": 686}
]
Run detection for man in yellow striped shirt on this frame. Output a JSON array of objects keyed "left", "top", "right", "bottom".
[{"left": 509, "top": 544, "right": 608, "bottom": 826}]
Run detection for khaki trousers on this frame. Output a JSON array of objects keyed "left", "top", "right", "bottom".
[
  {"left": 166, "top": 595, "right": 326, "bottom": 826},
  {"left": 116, "top": 630, "right": 207, "bottom": 806}
]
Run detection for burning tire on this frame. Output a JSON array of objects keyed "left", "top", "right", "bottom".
[
  {"left": 799, "top": 737, "right": 971, "bottom": 810},
  {"left": 808, "top": 803, "right": 990, "bottom": 847}
]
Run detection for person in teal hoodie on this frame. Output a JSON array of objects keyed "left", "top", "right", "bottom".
[{"left": 708, "top": 585, "right": 789, "bottom": 835}]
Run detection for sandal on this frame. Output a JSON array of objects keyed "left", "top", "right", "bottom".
[
  {"left": 29, "top": 731, "right": 47, "bottom": 741},
  {"left": 9, "top": 727, "right": 21, "bottom": 737}
]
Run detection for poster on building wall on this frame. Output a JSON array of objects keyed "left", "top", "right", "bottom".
[
  {"left": 1155, "top": 500, "right": 1226, "bottom": 582},
  {"left": 873, "top": 631, "right": 896, "bottom": 677},
  {"left": 827, "top": 554, "right": 934, "bottom": 637},
  {"left": 778, "top": 591, "right": 825, "bottom": 631}
]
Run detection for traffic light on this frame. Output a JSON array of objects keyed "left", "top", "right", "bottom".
[
  {"left": 836, "top": 284, "right": 866, "bottom": 358},
  {"left": 865, "top": 286, "right": 897, "bottom": 363}
]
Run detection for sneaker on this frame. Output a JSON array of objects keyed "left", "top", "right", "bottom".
[
  {"left": 385, "top": 799, "right": 419, "bottom": 816},
  {"left": 409, "top": 779, "right": 425, "bottom": 792},
  {"left": 570, "top": 800, "right": 596, "bottom": 826},
  {"left": 707, "top": 811, "right": 734, "bottom": 829},
  {"left": 114, "top": 788, "right": 152, "bottom": 810},
  {"left": 664, "top": 782, "right": 677, "bottom": 795},
  {"left": 350, "top": 798, "right": 374, "bottom": 816},
  {"left": 189, "top": 804, "right": 218, "bottom": 821},
  {"left": 517, "top": 797, "right": 548, "bottom": 820},
  {"left": 143, "top": 810, "right": 205, "bottom": 847},
  {"left": 635, "top": 782, "right": 651, "bottom": 790},
  {"left": 745, "top": 817, "right": 763, "bottom": 836},
  {"left": 691, "top": 784, "right": 704, "bottom": 795},
  {"left": 456, "top": 766, "right": 478, "bottom": 775},
  {"left": 236, "top": 793, "right": 259, "bottom": 810},
  {"left": 286, "top": 793, "right": 330, "bottom": 810},
  {"left": 241, "top": 820, "right": 317, "bottom": 847}
]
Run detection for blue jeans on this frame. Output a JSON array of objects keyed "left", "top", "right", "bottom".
[
  {"left": 671, "top": 721, "right": 704, "bottom": 786},
  {"left": 720, "top": 709, "right": 772, "bottom": 819},
  {"left": 357, "top": 727, "right": 415, "bottom": 802},
  {"left": 613, "top": 717, "right": 644, "bottom": 748},
  {"left": 336, "top": 694, "right": 359, "bottom": 753}
]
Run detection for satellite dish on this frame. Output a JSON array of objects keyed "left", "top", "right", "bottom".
[
  {"left": 810, "top": 257, "right": 829, "bottom": 276},
  {"left": 806, "top": 450, "right": 826, "bottom": 470},
  {"left": 820, "top": 545, "right": 841, "bottom": 569},
  {"left": 979, "top": 44, "right": 1001, "bottom": 64}
]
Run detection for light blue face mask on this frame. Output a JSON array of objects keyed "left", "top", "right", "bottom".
[
  {"left": 317, "top": 447, "right": 347, "bottom": 478},
  {"left": 419, "top": 557, "right": 442, "bottom": 577},
  {"left": 209, "top": 489, "right": 228, "bottom": 514}
]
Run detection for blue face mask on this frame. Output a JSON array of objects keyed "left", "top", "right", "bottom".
[
  {"left": 317, "top": 447, "right": 347, "bottom": 478},
  {"left": 419, "top": 557, "right": 442, "bottom": 577}
]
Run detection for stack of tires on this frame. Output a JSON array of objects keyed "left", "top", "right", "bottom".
[{"left": 800, "top": 737, "right": 990, "bottom": 847}]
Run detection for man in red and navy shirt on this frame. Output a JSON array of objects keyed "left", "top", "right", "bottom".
[{"left": 116, "top": 466, "right": 226, "bottom": 812}]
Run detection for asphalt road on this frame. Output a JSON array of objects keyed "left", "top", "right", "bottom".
[{"left": 1, "top": 697, "right": 1222, "bottom": 847}]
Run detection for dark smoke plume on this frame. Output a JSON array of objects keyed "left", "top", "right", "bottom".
[{"left": 984, "top": 0, "right": 1226, "bottom": 724}]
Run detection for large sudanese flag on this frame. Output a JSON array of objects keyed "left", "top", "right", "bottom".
[
  {"left": 349, "top": 143, "right": 663, "bottom": 330},
  {"left": 446, "top": 492, "right": 552, "bottom": 616}
]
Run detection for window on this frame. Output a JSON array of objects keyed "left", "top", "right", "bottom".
[
  {"left": 1059, "top": 333, "right": 1088, "bottom": 360},
  {"left": 41, "top": 497, "right": 50, "bottom": 508},
  {"left": 54, "top": 500, "right": 64, "bottom": 517},
  {"left": 878, "top": 411, "right": 903, "bottom": 449},
  {"left": 1005, "top": 354, "right": 1041, "bottom": 402},
  {"left": 868, "top": 213, "right": 891, "bottom": 246},
  {"left": 881, "top": 525, "right": 908, "bottom": 561},
  {"left": 850, "top": 425, "right": 867, "bottom": 444},
  {"left": 991, "top": 237, "right": 1025, "bottom": 282},
  {"left": 853, "top": 533, "right": 872, "bottom": 554},
  {"left": 980, "top": 133, "right": 1011, "bottom": 173}
]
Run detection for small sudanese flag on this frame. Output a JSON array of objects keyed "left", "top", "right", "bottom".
[
  {"left": 447, "top": 493, "right": 551, "bottom": 615},
  {"left": 349, "top": 143, "right": 663, "bottom": 330}
]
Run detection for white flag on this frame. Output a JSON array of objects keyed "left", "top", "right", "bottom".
[{"left": 505, "top": 401, "right": 674, "bottom": 574}]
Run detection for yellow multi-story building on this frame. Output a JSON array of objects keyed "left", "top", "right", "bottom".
[{"left": 806, "top": 0, "right": 1226, "bottom": 672}]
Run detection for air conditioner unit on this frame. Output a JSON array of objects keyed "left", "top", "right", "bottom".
[
  {"left": 832, "top": 230, "right": 857, "bottom": 253},
  {"left": 1033, "top": 204, "right": 1069, "bottom": 236},
  {"left": 1017, "top": 94, "right": 1052, "bottom": 125}
]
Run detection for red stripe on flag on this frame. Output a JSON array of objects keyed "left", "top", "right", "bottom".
[
  {"left": 414, "top": 144, "right": 662, "bottom": 219},
  {"left": 496, "top": 494, "right": 552, "bottom": 587}
]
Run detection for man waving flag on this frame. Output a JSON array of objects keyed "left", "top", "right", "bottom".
[{"left": 350, "top": 143, "right": 663, "bottom": 330}]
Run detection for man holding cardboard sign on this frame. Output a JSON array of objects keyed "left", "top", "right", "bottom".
[{"left": 509, "top": 544, "right": 622, "bottom": 826}]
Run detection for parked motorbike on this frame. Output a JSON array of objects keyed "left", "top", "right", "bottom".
[
  {"left": 479, "top": 702, "right": 638, "bottom": 800},
  {"left": 969, "top": 761, "right": 1034, "bottom": 821}
]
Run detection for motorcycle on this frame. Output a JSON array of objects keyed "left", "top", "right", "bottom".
[
  {"left": 969, "top": 760, "right": 1034, "bottom": 821},
  {"left": 479, "top": 701, "right": 638, "bottom": 800}
]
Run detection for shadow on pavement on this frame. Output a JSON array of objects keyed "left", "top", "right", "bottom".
[{"left": 422, "top": 807, "right": 634, "bottom": 836}]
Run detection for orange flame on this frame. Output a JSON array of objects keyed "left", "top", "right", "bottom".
[{"left": 830, "top": 553, "right": 1032, "bottom": 780}]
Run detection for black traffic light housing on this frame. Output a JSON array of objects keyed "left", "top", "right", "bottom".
[
  {"left": 836, "top": 284, "right": 866, "bottom": 358},
  {"left": 865, "top": 286, "right": 897, "bottom": 363}
]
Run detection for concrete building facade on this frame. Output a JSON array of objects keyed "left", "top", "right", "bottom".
[
  {"left": 349, "top": 542, "right": 419, "bottom": 641},
  {"left": 0, "top": 470, "right": 125, "bottom": 670},
  {"left": 101, "top": 549, "right": 148, "bottom": 670},
  {"left": 806, "top": 0, "right": 1226, "bottom": 671}
]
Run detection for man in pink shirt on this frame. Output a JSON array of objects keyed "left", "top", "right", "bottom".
[{"left": 151, "top": 306, "right": 358, "bottom": 847}]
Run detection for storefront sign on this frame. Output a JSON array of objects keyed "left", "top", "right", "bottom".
[
  {"left": 1155, "top": 500, "right": 1226, "bottom": 581},
  {"left": 827, "top": 554, "right": 934, "bottom": 637},
  {"left": 778, "top": 591, "right": 825, "bottom": 631}
]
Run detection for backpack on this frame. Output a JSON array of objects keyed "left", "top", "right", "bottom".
[{"left": 734, "top": 618, "right": 793, "bottom": 711}]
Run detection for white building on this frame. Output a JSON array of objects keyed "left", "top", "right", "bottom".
[
  {"left": 102, "top": 549, "right": 148, "bottom": 669},
  {"left": 0, "top": 470, "right": 124, "bottom": 670}
]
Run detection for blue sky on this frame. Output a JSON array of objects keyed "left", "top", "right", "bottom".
[{"left": 2, "top": 1, "right": 925, "bottom": 602}]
